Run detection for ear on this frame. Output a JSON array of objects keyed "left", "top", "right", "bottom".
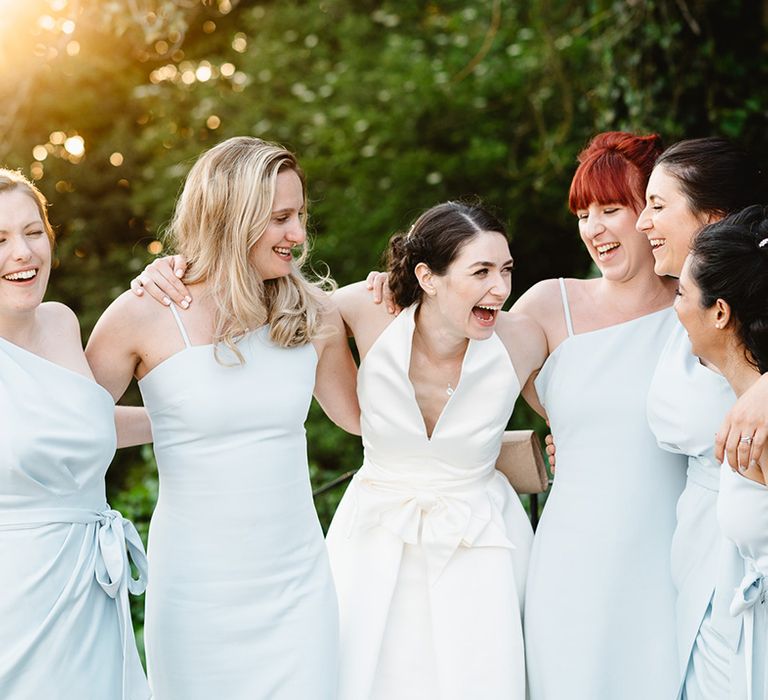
[
  {"left": 414, "top": 262, "right": 436, "bottom": 297},
  {"left": 713, "top": 298, "right": 732, "bottom": 330}
]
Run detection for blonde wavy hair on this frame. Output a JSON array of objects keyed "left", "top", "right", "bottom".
[
  {"left": 0, "top": 169, "right": 55, "bottom": 246},
  {"left": 167, "top": 136, "right": 332, "bottom": 363}
]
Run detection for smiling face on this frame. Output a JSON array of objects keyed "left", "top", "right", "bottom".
[
  {"left": 675, "top": 255, "right": 724, "bottom": 364},
  {"left": 426, "top": 230, "right": 513, "bottom": 340},
  {"left": 248, "top": 168, "right": 306, "bottom": 281},
  {"left": 0, "top": 189, "right": 52, "bottom": 318},
  {"left": 636, "top": 165, "right": 710, "bottom": 277},
  {"left": 575, "top": 201, "right": 654, "bottom": 281}
]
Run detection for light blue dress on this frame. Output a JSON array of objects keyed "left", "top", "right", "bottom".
[
  {"left": 139, "top": 305, "right": 338, "bottom": 700},
  {"left": 647, "top": 320, "right": 744, "bottom": 699},
  {"left": 525, "top": 280, "right": 687, "bottom": 700},
  {"left": 0, "top": 336, "right": 149, "bottom": 699},
  {"left": 718, "top": 464, "right": 768, "bottom": 700}
]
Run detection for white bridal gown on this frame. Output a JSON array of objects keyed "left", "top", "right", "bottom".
[
  {"left": 0, "top": 336, "right": 149, "bottom": 700},
  {"left": 139, "top": 305, "right": 339, "bottom": 700},
  {"left": 326, "top": 303, "right": 533, "bottom": 700},
  {"left": 525, "top": 279, "right": 686, "bottom": 700},
  {"left": 647, "top": 321, "right": 744, "bottom": 699}
]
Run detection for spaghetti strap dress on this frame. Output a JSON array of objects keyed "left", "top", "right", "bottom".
[
  {"left": 525, "top": 279, "right": 686, "bottom": 700},
  {"left": 139, "top": 305, "right": 338, "bottom": 700},
  {"left": 326, "top": 304, "right": 533, "bottom": 700},
  {"left": 647, "top": 321, "right": 745, "bottom": 700},
  {"left": 0, "top": 336, "right": 149, "bottom": 700}
]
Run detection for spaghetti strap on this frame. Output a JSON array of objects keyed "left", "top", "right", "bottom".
[
  {"left": 168, "top": 303, "right": 193, "bottom": 348},
  {"left": 558, "top": 278, "right": 575, "bottom": 337}
]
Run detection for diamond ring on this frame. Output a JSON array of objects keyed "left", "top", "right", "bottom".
[{"left": 740, "top": 435, "right": 754, "bottom": 444}]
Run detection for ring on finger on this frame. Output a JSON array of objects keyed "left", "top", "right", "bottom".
[
  {"left": 134, "top": 277, "right": 144, "bottom": 287},
  {"left": 740, "top": 435, "right": 754, "bottom": 444}
]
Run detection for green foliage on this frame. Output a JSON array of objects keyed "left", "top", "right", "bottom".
[{"left": 2, "top": 0, "right": 766, "bottom": 640}]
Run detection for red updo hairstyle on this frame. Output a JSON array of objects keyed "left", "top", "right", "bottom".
[{"left": 568, "top": 131, "right": 663, "bottom": 214}]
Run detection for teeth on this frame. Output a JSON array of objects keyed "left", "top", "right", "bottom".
[
  {"left": 3, "top": 270, "right": 37, "bottom": 281},
  {"left": 273, "top": 246, "right": 291, "bottom": 256},
  {"left": 596, "top": 242, "right": 620, "bottom": 253},
  {"left": 649, "top": 239, "right": 665, "bottom": 248},
  {"left": 476, "top": 305, "right": 500, "bottom": 311}
]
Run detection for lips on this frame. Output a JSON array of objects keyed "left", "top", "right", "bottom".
[
  {"left": 595, "top": 242, "right": 620, "bottom": 260},
  {"left": 272, "top": 246, "right": 293, "bottom": 261},
  {"left": 649, "top": 238, "right": 666, "bottom": 252}
]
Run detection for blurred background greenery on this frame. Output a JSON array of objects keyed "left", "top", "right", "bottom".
[{"left": 2, "top": 0, "right": 766, "bottom": 647}]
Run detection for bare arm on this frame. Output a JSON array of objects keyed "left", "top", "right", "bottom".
[
  {"left": 115, "top": 406, "right": 152, "bottom": 448},
  {"left": 85, "top": 292, "right": 145, "bottom": 401},
  {"left": 312, "top": 303, "right": 361, "bottom": 435}
]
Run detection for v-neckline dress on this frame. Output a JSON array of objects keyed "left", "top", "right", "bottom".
[{"left": 326, "top": 304, "right": 533, "bottom": 700}]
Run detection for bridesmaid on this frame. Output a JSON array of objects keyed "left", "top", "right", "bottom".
[
  {"left": 675, "top": 205, "right": 768, "bottom": 700},
  {"left": 0, "top": 169, "right": 150, "bottom": 698},
  {"left": 638, "top": 137, "right": 766, "bottom": 699},
  {"left": 518, "top": 132, "right": 687, "bottom": 699},
  {"left": 86, "top": 137, "right": 359, "bottom": 700}
]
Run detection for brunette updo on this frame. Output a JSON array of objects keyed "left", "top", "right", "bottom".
[
  {"left": 655, "top": 137, "right": 765, "bottom": 218},
  {"left": 568, "top": 131, "right": 663, "bottom": 213},
  {"left": 386, "top": 201, "right": 509, "bottom": 309},
  {"left": 689, "top": 204, "right": 768, "bottom": 373}
]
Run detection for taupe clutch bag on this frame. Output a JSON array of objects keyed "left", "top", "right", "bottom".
[{"left": 495, "top": 430, "right": 549, "bottom": 494}]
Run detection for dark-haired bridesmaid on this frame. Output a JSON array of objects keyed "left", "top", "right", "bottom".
[{"left": 675, "top": 205, "right": 768, "bottom": 700}]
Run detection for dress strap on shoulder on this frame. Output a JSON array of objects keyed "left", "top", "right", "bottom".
[
  {"left": 168, "top": 303, "right": 193, "bottom": 348},
  {"left": 558, "top": 277, "right": 575, "bottom": 337}
]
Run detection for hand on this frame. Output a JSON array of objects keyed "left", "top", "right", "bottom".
[
  {"left": 544, "top": 432, "right": 556, "bottom": 474},
  {"left": 365, "top": 270, "right": 399, "bottom": 315},
  {"left": 715, "top": 373, "right": 768, "bottom": 470},
  {"left": 131, "top": 255, "right": 192, "bottom": 308}
]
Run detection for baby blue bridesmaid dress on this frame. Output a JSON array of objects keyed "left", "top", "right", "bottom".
[
  {"left": 0, "top": 336, "right": 149, "bottom": 699},
  {"left": 719, "top": 464, "right": 768, "bottom": 700},
  {"left": 647, "top": 321, "right": 744, "bottom": 699},
  {"left": 139, "top": 305, "right": 339, "bottom": 700},
  {"left": 525, "top": 280, "right": 686, "bottom": 700}
]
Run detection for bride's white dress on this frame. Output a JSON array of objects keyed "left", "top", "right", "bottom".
[{"left": 326, "top": 304, "right": 533, "bottom": 700}]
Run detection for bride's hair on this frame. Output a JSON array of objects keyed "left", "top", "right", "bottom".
[
  {"left": 568, "top": 131, "right": 663, "bottom": 213},
  {"left": 386, "top": 201, "right": 509, "bottom": 309},
  {"left": 166, "top": 136, "right": 332, "bottom": 363}
]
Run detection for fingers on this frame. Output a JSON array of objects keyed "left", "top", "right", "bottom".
[
  {"left": 381, "top": 278, "right": 397, "bottom": 315},
  {"left": 145, "top": 259, "right": 192, "bottom": 307},
  {"left": 135, "top": 272, "right": 172, "bottom": 307},
  {"left": 130, "top": 277, "right": 145, "bottom": 297},
  {"left": 714, "top": 428, "right": 726, "bottom": 463},
  {"left": 544, "top": 433, "right": 556, "bottom": 472},
  {"left": 171, "top": 254, "right": 188, "bottom": 279},
  {"left": 365, "top": 271, "right": 385, "bottom": 304},
  {"left": 749, "top": 427, "right": 768, "bottom": 468}
]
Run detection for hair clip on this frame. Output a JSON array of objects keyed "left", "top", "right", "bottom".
[
  {"left": 406, "top": 224, "right": 416, "bottom": 240},
  {"left": 759, "top": 237, "right": 768, "bottom": 248}
]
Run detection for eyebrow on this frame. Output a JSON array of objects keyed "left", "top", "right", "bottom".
[
  {"left": 0, "top": 220, "right": 43, "bottom": 233},
  {"left": 468, "top": 259, "right": 514, "bottom": 268}
]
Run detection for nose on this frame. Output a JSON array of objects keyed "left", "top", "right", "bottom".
[
  {"left": 285, "top": 217, "right": 306, "bottom": 245},
  {"left": 491, "top": 270, "right": 512, "bottom": 299},
  {"left": 636, "top": 205, "right": 652, "bottom": 233},
  {"left": 583, "top": 212, "right": 605, "bottom": 238},
  {"left": 10, "top": 233, "right": 33, "bottom": 261}
]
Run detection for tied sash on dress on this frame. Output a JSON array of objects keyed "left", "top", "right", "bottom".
[
  {"left": 731, "top": 562, "right": 766, "bottom": 700},
  {"left": 350, "top": 466, "right": 515, "bottom": 584},
  {"left": 327, "top": 305, "right": 532, "bottom": 700},
  {"left": 0, "top": 508, "right": 148, "bottom": 698}
]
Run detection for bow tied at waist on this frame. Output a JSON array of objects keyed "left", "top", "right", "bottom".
[
  {"left": 731, "top": 562, "right": 766, "bottom": 617},
  {"left": 352, "top": 477, "right": 515, "bottom": 584},
  {"left": 95, "top": 508, "right": 148, "bottom": 599}
]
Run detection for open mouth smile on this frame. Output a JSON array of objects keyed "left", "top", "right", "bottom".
[
  {"left": 595, "top": 242, "right": 620, "bottom": 260},
  {"left": 472, "top": 304, "right": 500, "bottom": 325},
  {"left": 273, "top": 246, "right": 293, "bottom": 261},
  {"left": 3, "top": 268, "right": 38, "bottom": 282},
  {"left": 649, "top": 238, "right": 666, "bottom": 252}
]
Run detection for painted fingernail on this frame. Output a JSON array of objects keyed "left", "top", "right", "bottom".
[
  {"left": 176, "top": 269, "right": 184, "bottom": 278},
  {"left": 180, "top": 300, "right": 189, "bottom": 309},
  {"left": 163, "top": 296, "right": 171, "bottom": 305}
]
